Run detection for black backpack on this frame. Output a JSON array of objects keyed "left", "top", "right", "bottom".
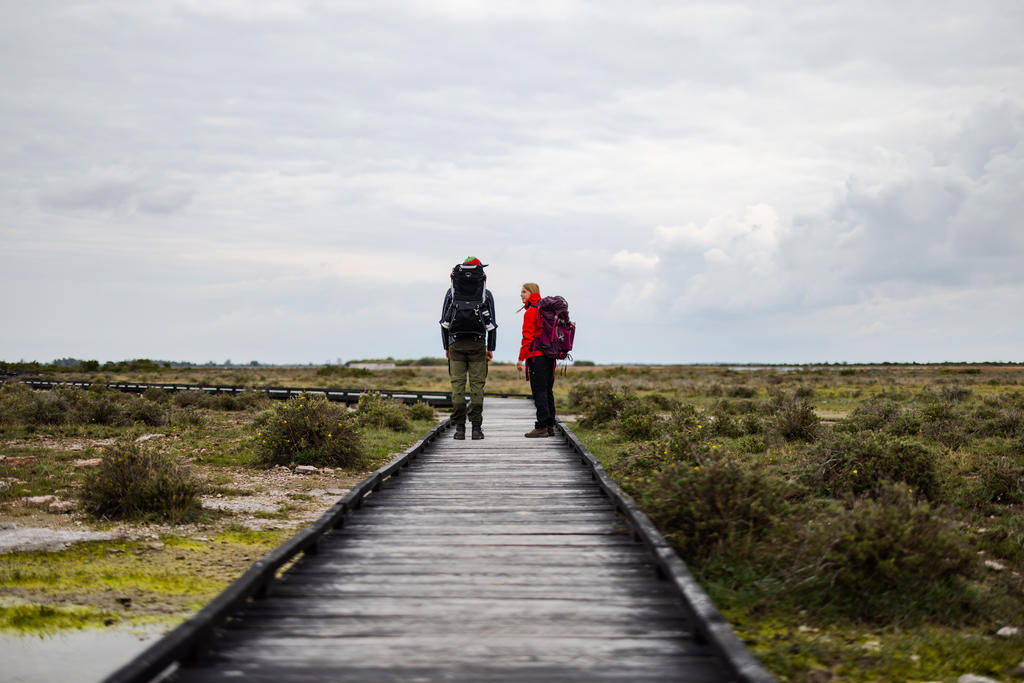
[{"left": 441, "top": 264, "right": 492, "bottom": 337}]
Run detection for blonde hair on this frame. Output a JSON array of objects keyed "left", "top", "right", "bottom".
[{"left": 517, "top": 283, "right": 540, "bottom": 312}]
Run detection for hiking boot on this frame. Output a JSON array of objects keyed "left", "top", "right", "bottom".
[
  {"left": 524, "top": 427, "right": 549, "bottom": 438},
  {"left": 453, "top": 424, "right": 466, "bottom": 440},
  {"left": 471, "top": 425, "right": 484, "bottom": 440},
  {"left": 547, "top": 426, "right": 555, "bottom": 437}
]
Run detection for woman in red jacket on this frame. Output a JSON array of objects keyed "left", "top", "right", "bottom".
[{"left": 517, "top": 283, "right": 556, "bottom": 438}]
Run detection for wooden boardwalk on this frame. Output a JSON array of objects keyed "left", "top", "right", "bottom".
[{"left": 141, "top": 398, "right": 769, "bottom": 682}]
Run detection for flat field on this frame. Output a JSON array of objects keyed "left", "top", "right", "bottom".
[{"left": 1, "top": 362, "right": 1023, "bottom": 682}]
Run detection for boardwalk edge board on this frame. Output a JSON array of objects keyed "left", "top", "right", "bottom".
[
  {"left": 9, "top": 377, "right": 530, "bottom": 407},
  {"left": 556, "top": 420, "right": 779, "bottom": 683},
  {"left": 100, "top": 418, "right": 452, "bottom": 683}
]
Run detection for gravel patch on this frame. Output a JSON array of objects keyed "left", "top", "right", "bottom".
[{"left": 0, "top": 523, "right": 121, "bottom": 553}]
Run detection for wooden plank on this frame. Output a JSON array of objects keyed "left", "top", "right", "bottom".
[
  {"left": 171, "top": 662, "right": 725, "bottom": 683},
  {"left": 185, "top": 635, "right": 718, "bottom": 668},
  {"left": 217, "top": 614, "right": 694, "bottom": 639}
]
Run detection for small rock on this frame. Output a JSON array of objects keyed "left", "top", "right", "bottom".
[
  {"left": 135, "top": 434, "right": 164, "bottom": 443},
  {"left": 985, "top": 559, "right": 1007, "bottom": 572},
  {"left": 861, "top": 639, "right": 881, "bottom": 652},
  {"left": 959, "top": 675, "right": 1001, "bottom": 683},
  {"left": 997, "top": 626, "right": 1022, "bottom": 637},
  {"left": 67, "top": 443, "right": 84, "bottom": 451},
  {"left": 7, "top": 456, "right": 38, "bottom": 466},
  {"left": 0, "top": 481, "right": 9, "bottom": 492},
  {"left": 294, "top": 465, "right": 319, "bottom": 475},
  {"left": 1015, "top": 660, "right": 1024, "bottom": 678},
  {"left": 91, "top": 438, "right": 116, "bottom": 447},
  {"left": 25, "top": 495, "right": 57, "bottom": 506},
  {"left": 74, "top": 458, "right": 103, "bottom": 468},
  {"left": 48, "top": 501, "right": 75, "bottom": 514},
  {"left": 0, "top": 455, "right": 6, "bottom": 463},
  {"left": 148, "top": 542, "right": 165, "bottom": 551}
]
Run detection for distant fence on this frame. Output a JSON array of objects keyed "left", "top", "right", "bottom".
[{"left": 4, "top": 377, "right": 531, "bottom": 408}]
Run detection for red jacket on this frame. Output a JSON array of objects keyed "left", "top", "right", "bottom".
[{"left": 519, "top": 292, "right": 544, "bottom": 362}]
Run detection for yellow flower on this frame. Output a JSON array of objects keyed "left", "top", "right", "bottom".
[
  {"left": 697, "top": 424, "right": 702, "bottom": 429},
  {"left": 853, "top": 469, "right": 858, "bottom": 474},
  {"left": 693, "top": 466, "right": 700, "bottom": 470}
]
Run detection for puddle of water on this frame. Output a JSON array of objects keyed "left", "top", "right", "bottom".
[{"left": 0, "top": 628, "right": 162, "bottom": 683}]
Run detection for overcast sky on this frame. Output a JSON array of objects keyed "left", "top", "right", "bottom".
[{"left": 2, "top": 1, "right": 1022, "bottom": 365}]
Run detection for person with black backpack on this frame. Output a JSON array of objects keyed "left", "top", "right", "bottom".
[{"left": 440, "top": 257, "right": 497, "bottom": 440}]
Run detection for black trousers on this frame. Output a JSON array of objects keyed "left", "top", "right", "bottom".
[{"left": 527, "top": 356, "right": 556, "bottom": 429}]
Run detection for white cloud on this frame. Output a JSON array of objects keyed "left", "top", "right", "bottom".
[
  {"left": 610, "top": 250, "right": 659, "bottom": 270},
  {"left": 2, "top": 2, "right": 1023, "bottom": 363}
]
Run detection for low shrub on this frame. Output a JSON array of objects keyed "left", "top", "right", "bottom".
[
  {"left": 408, "top": 402, "right": 435, "bottom": 421},
  {"left": 356, "top": 392, "right": 411, "bottom": 431},
  {"left": 844, "top": 399, "right": 902, "bottom": 432},
  {"left": 939, "top": 385, "right": 973, "bottom": 403},
  {"left": 571, "top": 384, "right": 629, "bottom": 427},
  {"left": 142, "top": 387, "right": 170, "bottom": 403},
  {"left": 172, "top": 390, "right": 208, "bottom": 408},
  {"left": 741, "top": 414, "right": 766, "bottom": 435},
  {"left": 921, "top": 418, "right": 970, "bottom": 450},
  {"left": 771, "top": 393, "right": 820, "bottom": 442},
  {"left": 667, "top": 403, "right": 706, "bottom": 436},
  {"left": 172, "top": 407, "right": 205, "bottom": 427},
  {"left": 76, "top": 393, "right": 127, "bottom": 426},
  {"left": 253, "top": 394, "right": 364, "bottom": 468},
  {"left": 735, "top": 435, "right": 767, "bottom": 454},
  {"left": 126, "top": 399, "right": 167, "bottom": 426},
  {"left": 792, "top": 485, "right": 976, "bottom": 623},
  {"left": 619, "top": 412, "right": 660, "bottom": 440},
  {"left": 974, "top": 455, "right": 1024, "bottom": 505},
  {"left": 793, "top": 385, "right": 815, "bottom": 399},
  {"left": 976, "top": 407, "right": 1024, "bottom": 439},
  {"left": 640, "top": 453, "right": 790, "bottom": 561},
  {"left": 812, "top": 432, "right": 939, "bottom": 499},
  {"left": 710, "top": 404, "right": 744, "bottom": 438},
  {"left": 79, "top": 443, "right": 201, "bottom": 522}
]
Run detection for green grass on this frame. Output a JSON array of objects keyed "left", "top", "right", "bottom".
[
  {"left": 0, "top": 603, "right": 121, "bottom": 634},
  {"left": 0, "top": 540, "right": 223, "bottom": 595}
]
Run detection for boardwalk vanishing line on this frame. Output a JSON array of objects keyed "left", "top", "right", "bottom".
[
  {"left": 10, "top": 377, "right": 529, "bottom": 407},
  {"left": 104, "top": 398, "right": 776, "bottom": 683}
]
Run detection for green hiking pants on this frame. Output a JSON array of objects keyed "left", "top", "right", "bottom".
[{"left": 448, "top": 339, "right": 488, "bottom": 426}]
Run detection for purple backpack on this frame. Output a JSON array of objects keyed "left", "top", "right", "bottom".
[{"left": 532, "top": 296, "right": 575, "bottom": 360}]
